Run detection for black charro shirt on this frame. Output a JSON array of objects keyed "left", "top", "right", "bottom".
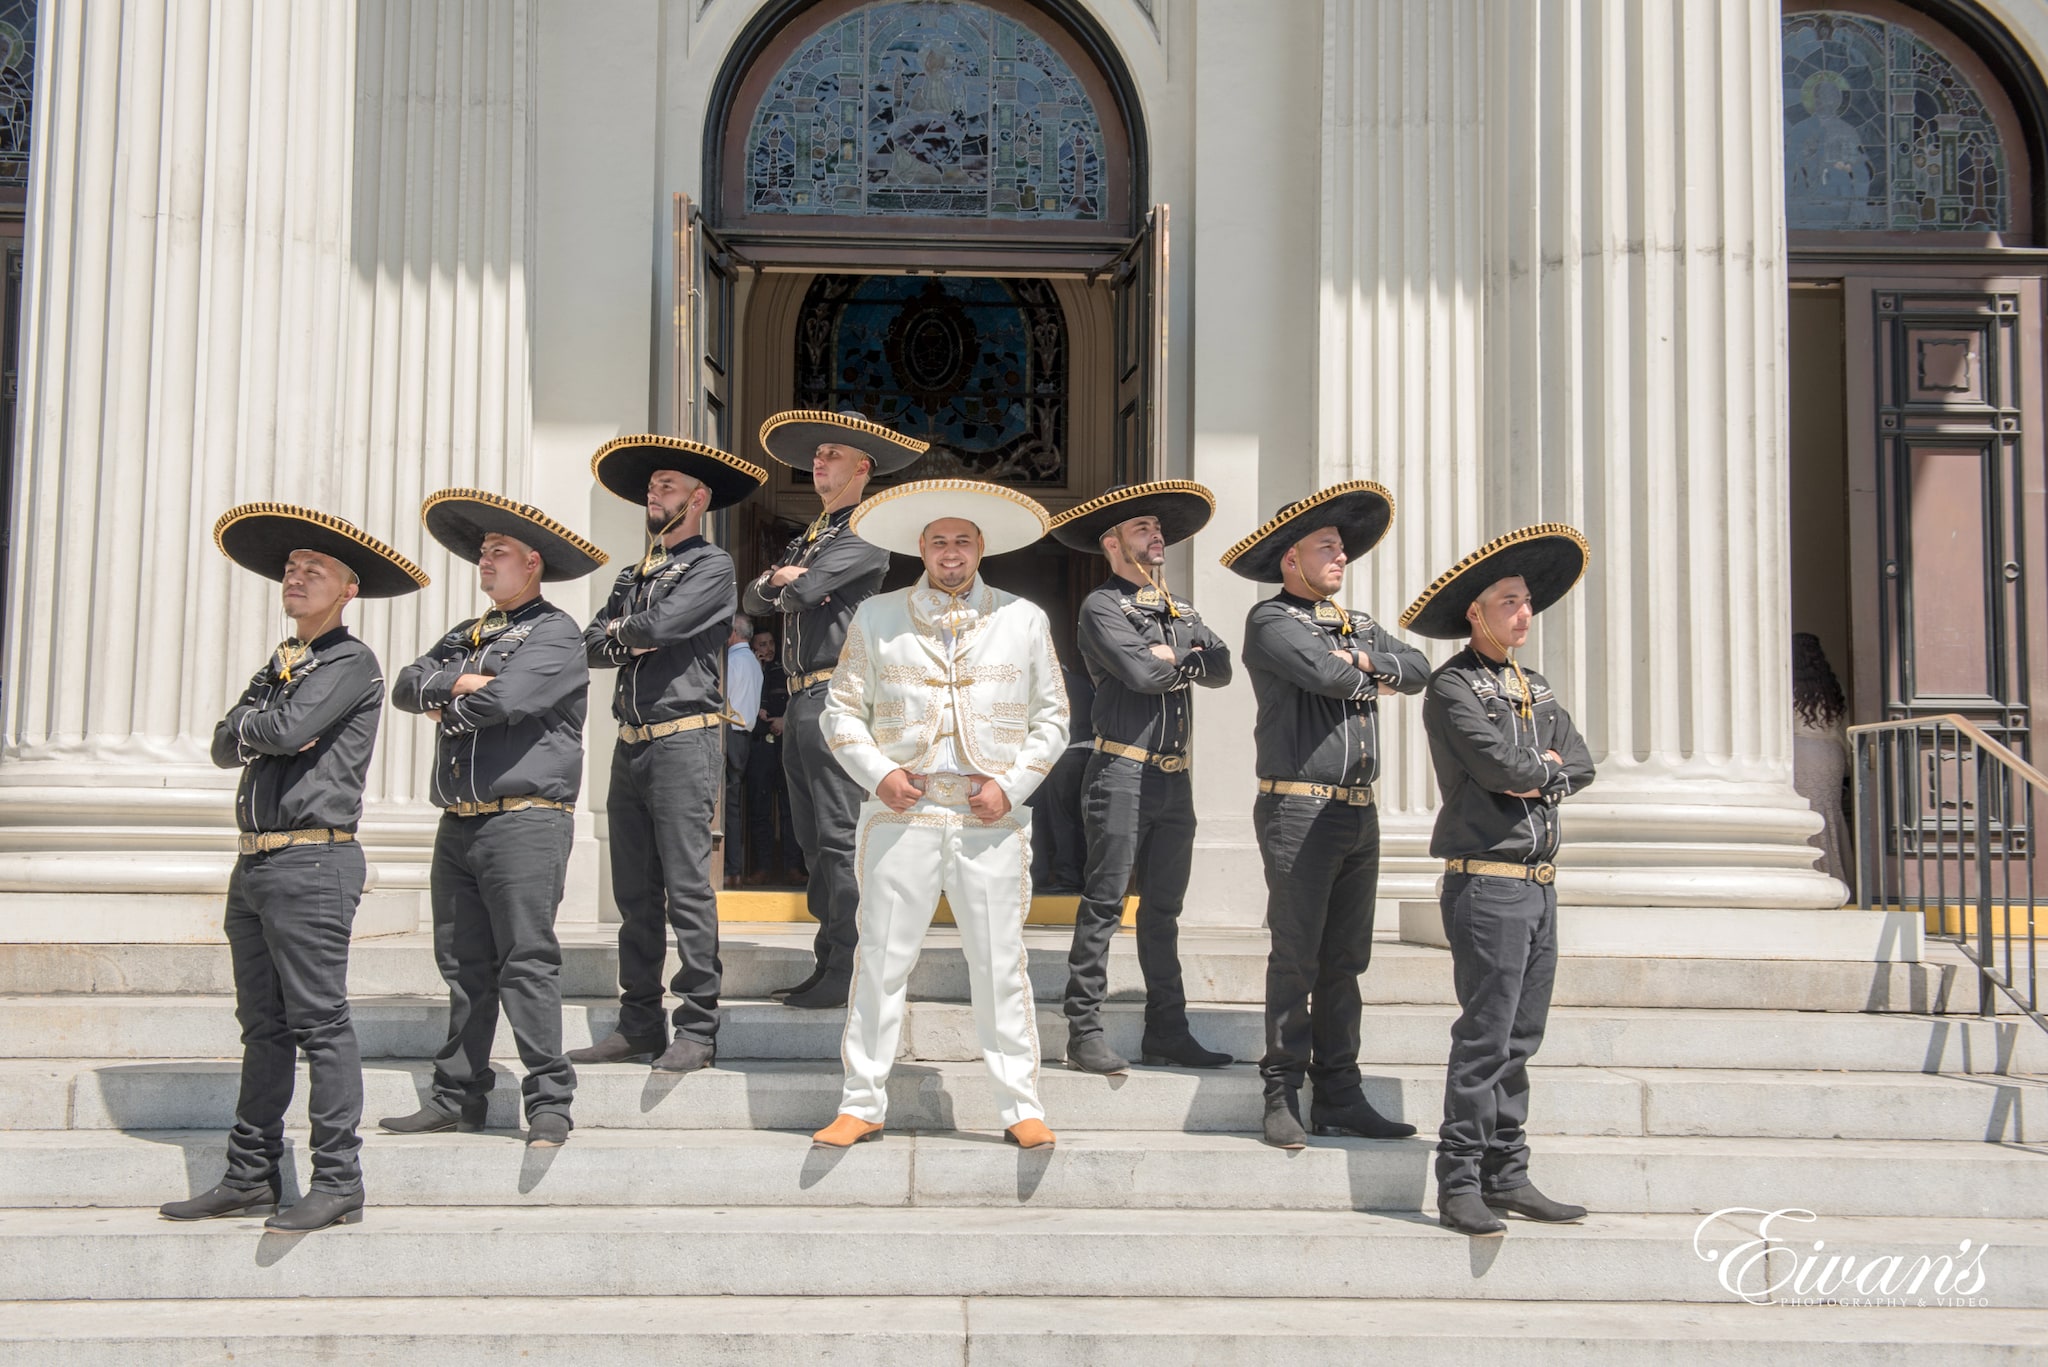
[
  {"left": 583, "top": 535, "right": 736, "bottom": 727},
  {"left": 1423, "top": 645, "right": 1597, "bottom": 863},
  {"left": 390, "top": 597, "right": 590, "bottom": 808},
  {"left": 211, "top": 627, "right": 384, "bottom": 835},
  {"left": 741, "top": 507, "right": 891, "bottom": 683},
  {"left": 1242, "top": 592, "right": 1429, "bottom": 788},
  {"left": 1076, "top": 574, "right": 1231, "bottom": 757}
]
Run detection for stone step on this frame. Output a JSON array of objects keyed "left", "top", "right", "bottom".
[
  {"left": 3, "top": 1296, "right": 2042, "bottom": 1366},
  {"left": 0, "top": 931, "right": 1963, "bottom": 1013},
  {"left": 2, "top": 1207, "right": 2041, "bottom": 1307},
  {"left": 10, "top": 1058, "right": 2038, "bottom": 1143},
  {"left": 3, "top": 993, "right": 2039, "bottom": 1074},
  {"left": 12, "top": 1128, "right": 2046, "bottom": 1219}
]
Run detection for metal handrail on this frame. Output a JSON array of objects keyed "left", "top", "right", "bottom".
[{"left": 1847, "top": 713, "right": 2043, "bottom": 1032}]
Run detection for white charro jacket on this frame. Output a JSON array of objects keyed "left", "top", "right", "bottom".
[{"left": 821, "top": 577, "right": 1070, "bottom": 805}]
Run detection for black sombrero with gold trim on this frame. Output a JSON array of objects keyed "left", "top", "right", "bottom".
[
  {"left": 1399, "top": 523, "right": 1590, "bottom": 640},
  {"left": 1051, "top": 480, "right": 1215, "bottom": 554},
  {"left": 849, "top": 478, "right": 1051, "bottom": 558},
  {"left": 421, "top": 489, "right": 610, "bottom": 583},
  {"left": 213, "top": 503, "right": 428, "bottom": 598},
  {"left": 1218, "top": 480, "right": 1395, "bottom": 583},
  {"left": 590, "top": 435, "right": 767, "bottom": 511},
  {"left": 759, "top": 409, "right": 929, "bottom": 475}
]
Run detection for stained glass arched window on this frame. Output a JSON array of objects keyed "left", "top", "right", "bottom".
[
  {"left": 738, "top": 0, "right": 1115, "bottom": 226},
  {"left": 1782, "top": 9, "right": 2023, "bottom": 234},
  {"left": 793, "top": 274, "right": 1068, "bottom": 485}
]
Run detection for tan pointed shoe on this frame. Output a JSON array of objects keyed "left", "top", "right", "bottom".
[
  {"left": 811, "top": 1114, "right": 884, "bottom": 1148},
  {"left": 1005, "top": 1119, "right": 1057, "bottom": 1149}
]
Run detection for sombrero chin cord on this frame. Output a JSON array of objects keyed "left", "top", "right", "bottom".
[{"left": 1476, "top": 610, "right": 1534, "bottom": 720}]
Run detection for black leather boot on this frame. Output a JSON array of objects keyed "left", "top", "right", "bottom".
[
  {"left": 1139, "top": 1033, "right": 1233, "bottom": 1068},
  {"left": 377, "top": 1099, "right": 488, "bottom": 1134},
  {"left": 526, "top": 1113, "right": 572, "bottom": 1148},
  {"left": 159, "top": 1182, "right": 280, "bottom": 1221},
  {"left": 1485, "top": 1183, "right": 1587, "bottom": 1223},
  {"left": 264, "top": 1190, "right": 364, "bottom": 1232},
  {"left": 1065, "top": 1032, "right": 1130, "bottom": 1075},
  {"left": 651, "top": 1037, "right": 716, "bottom": 1073},
  {"left": 1261, "top": 1092, "right": 1308, "bottom": 1150},
  {"left": 1438, "top": 1191, "right": 1507, "bottom": 1236},
  {"left": 1310, "top": 1093, "right": 1417, "bottom": 1140},
  {"left": 566, "top": 1031, "right": 666, "bottom": 1065},
  {"left": 770, "top": 965, "right": 826, "bottom": 1000},
  {"left": 783, "top": 969, "right": 851, "bottom": 1010}
]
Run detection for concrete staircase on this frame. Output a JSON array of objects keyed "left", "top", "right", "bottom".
[{"left": 1, "top": 925, "right": 2044, "bottom": 1363}]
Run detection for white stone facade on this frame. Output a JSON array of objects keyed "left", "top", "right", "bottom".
[{"left": 9, "top": 0, "right": 2039, "bottom": 946}]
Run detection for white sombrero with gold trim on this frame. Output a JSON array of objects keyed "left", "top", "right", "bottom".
[
  {"left": 1218, "top": 480, "right": 1395, "bottom": 583},
  {"left": 759, "top": 409, "right": 929, "bottom": 475},
  {"left": 421, "top": 489, "right": 610, "bottom": 583},
  {"left": 848, "top": 478, "right": 1051, "bottom": 558},
  {"left": 213, "top": 503, "right": 429, "bottom": 598},
  {"left": 1399, "top": 523, "right": 1590, "bottom": 640}
]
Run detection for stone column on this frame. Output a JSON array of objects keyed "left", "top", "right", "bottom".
[
  {"left": 0, "top": 0, "right": 537, "bottom": 941},
  {"left": 1318, "top": 0, "right": 1853, "bottom": 922}
]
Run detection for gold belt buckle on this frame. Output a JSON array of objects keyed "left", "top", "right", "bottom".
[
  {"left": 1157, "top": 754, "right": 1188, "bottom": 774},
  {"left": 1534, "top": 864, "right": 1557, "bottom": 885},
  {"left": 1345, "top": 786, "right": 1371, "bottom": 806}
]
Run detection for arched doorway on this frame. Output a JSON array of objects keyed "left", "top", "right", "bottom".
[
  {"left": 679, "top": 0, "right": 1164, "bottom": 657},
  {"left": 1783, "top": 1, "right": 2048, "bottom": 767}
]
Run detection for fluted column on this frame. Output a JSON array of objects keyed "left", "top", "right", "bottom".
[
  {"left": 1317, "top": 0, "right": 1839, "bottom": 910},
  {"left": 0, "top": 0, "right": 536, "bottom": 936},
  {"left": 1315, "top": 0, "right": 1489, "bottom": 904}
]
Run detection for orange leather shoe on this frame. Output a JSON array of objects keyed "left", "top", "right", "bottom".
[
  {"left": 811, "top": 1114, "right": 884, "bottom": 1148},
  {"left": 1005, "top": 1119, "right": 1057, "bottom": 1149}
]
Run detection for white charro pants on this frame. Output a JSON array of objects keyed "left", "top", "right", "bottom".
[{"left": 839, "top": 774, "right": 1045, "bottom": 1127}]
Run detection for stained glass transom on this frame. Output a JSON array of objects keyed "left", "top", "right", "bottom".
[
  {"left": 1782, "top": 11, "right": 2010, "bottom": 232},
  {"left": 794, "top": 274, "right": 1067, "bottom": 484},
  {"left": 0, "top": 1, "right": 35, "bottom": 189},
  {"left": 746, "top": 2, "right": 1105, "bottom": 221}
]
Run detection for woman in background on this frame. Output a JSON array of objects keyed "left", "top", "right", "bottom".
[{"left": 1793, "top": 632, "right": 1852, "bottom": 889}]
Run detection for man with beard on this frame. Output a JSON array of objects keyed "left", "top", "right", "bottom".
[
  {"left": 1222, "top": 481, "right": 1428, "bottom": 1150},
  {"left": 810, "top": 480, "right": 1068, "bottom": 1150},
  {"left": 744, "top": 410, "right": 928, "bottom": 1009},
  {"left": 570, "top": 437, "right": 765, "bottom": 1073},
  {"left": 1050, "top": 481, "right": 1234, "bottom": 1074},
  {"left": 1400, "top": 524, "right": 1597, "bottom": 1237},
  {"left": 383, "top": 490, "right": 607, "bottom": 1149},
  {"left": 160, "top": 504, "right": 427, "bottom": 1232}
]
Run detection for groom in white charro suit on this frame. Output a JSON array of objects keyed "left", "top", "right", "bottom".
[{"left": 810, "top": 478, "right": 1069, "bottom": 1151}]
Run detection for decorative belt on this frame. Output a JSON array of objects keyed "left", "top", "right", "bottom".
[
  {"left": 1095, "top": 739, "right": 1189, "bottom": 774},
  {"left": 911, "top": 772, "right": 982, "bottom": 806},
  {"left": 1445, "top": 858, "right": 1557, "bottom": 885},
  {"left": 618, "top": 712, "right": 723, "bottom": 745},
  {"left": 445, "top": 796, "right": 574, "bottom": 818},
  {"left": 790, "top": 668, "right": 835, "bottom": 692},
  {"left": 1258, "top": 779, "right": 1374, "bottom": 806},
  {"left": 237, "top": 828, "right": 355, "bottom": 857}
]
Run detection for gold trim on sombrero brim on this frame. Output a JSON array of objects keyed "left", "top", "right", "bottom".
[
  {"left": 213, "top": 502, "right": 429, "bottom": 598},
  {"left": 420, "top": 488, "right": 610, "bottom": 582},
  {"left": 1051, "top": 479, "right": 1216, "bottom": 554},
  {"left": 589, "top": 435, "right": 768, "bottom": 511},
  {"left": 1218, "top": 479, "right": 1395, "bottom": 582},
  {"left": 758, "top": 410, "right": 931, "bottom": 474},
  {"left": 1398, "top": 522, "right": 1590, "bottom": 638},
  {"left": 849, "top": 478, "right": 1051, "bottom": 558}
]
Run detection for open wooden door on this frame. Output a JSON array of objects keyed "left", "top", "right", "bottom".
[{"left": 1104, "top": 204, "right": 1169, "bottom": 486}]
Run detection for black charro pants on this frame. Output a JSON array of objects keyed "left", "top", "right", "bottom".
[
  {"left": 782, "top": 684, "right": 862, "bottom": 975},
  {"left": 222, "top": 841, "right": 367, "bottom": 1196},
  {"left": 1030, "top": 745, "right": 1091, "bottom": 892},
  {"left": 1253, "top": 792, "right": 1379, "bottom": 1100},
  {"left": 1436, "top": 871, "right": 1557, "bottom": 1200},
  {"left": 1062, "top": 753, "right": 1195, "bottom": 1041},
  {"left": 428, "top": 807, "right": 575, "bottom": 1123},
  {"left": 607, "top": 727, "right": 723, "bottom": 1045}
]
